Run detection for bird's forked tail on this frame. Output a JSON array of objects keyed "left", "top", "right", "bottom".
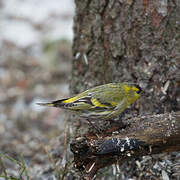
[{"left": 36, "top": 98, "right": 68, "bottom": 108}]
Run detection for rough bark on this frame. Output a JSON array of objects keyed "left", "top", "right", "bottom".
[
  {"left": 70, "top": 0, "right": 180, "bottom": 179},
  {"left": 71, "top": 0, "right": 179, "bottom": 125},
  {"left": 71, "top": 111, "right": 180, "bottom": 179}
]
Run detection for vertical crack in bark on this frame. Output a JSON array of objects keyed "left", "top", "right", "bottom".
[{"left": 101, "top": 0, "right": 110, "bottom": 83}]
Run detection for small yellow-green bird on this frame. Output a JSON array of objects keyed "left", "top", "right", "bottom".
[{"left": 37, "top": 83, "right": 141, "bottom": 120}]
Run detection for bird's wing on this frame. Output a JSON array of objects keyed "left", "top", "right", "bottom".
[
  {"left": 91, "top": 86, "right": 126, "bottom": 108},
  {"left": 61, "top": 95, "right": 93, "bottom": 110}
]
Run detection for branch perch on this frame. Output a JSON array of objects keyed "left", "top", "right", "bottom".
[{"left": 70, "top": 111, "right": 180, "bottom": 179}]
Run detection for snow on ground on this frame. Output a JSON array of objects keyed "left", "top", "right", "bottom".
[{"left": 0, "top": 0, "right": 75, "bottom": 48}]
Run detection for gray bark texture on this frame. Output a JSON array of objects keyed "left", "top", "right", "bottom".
[{"left": 70, "top": 0, "right": 180, "bottom": 179}]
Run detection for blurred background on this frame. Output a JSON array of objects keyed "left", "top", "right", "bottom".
[{"left": 0, "top": 0, "right": 75, "bottom": 178}]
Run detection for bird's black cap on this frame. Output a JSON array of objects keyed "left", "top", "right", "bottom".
[{"left": 135, "top": 85, "right": 142, "bottom": 94}]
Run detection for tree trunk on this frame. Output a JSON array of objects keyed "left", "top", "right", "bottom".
[{"left": 70, "top": 0, "right": 180, "bottom": 179}]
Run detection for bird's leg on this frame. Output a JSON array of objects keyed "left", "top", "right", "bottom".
[
  {"left": 86, "top": 118, "right": 102, "bottom": 135},
  {"left": 106, "top": 110, "right": 130, "bottom": 129}
]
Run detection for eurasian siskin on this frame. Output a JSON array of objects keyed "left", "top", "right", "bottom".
[{"left": 37, "top": 83, "right": 141, "bottom": 120}]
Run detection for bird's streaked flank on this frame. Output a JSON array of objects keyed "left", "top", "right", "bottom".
[{"left": 37, "top": 83, "right": 141, "bottom": 120}]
